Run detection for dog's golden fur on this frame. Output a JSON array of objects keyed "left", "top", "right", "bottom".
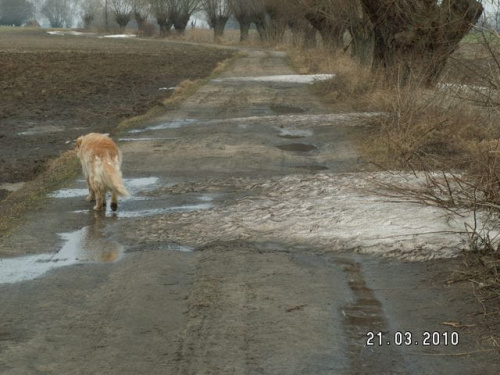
[{"left": 76, "top": 133, "right": 129, "bottom": 211}]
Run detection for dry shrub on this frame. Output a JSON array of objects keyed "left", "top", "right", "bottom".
[
  {"left": 375, "top": 30, "right": 500, "bottom": 213},
  {"left": 465, "top": 139, "right": 500, "bottom": 205},
  {"left": 178, "top": 28, "right": 263, "bottom": 46},
  {"left": 289, "top": 48, "right": 381, "bottom": 112},
  {"left": 373, "top": 82, "right": 488, "bottom": 170},
  {"left": 289, "top": 47, "right": 344, "bottom": 74}
]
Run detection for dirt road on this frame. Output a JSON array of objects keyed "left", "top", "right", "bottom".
[{"left": 0, "top": 48, "right": 499, "bottom": 374}]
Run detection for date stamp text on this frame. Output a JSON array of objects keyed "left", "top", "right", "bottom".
[{"left": 366, "top": 331, "right": 459, "bottom": 347}]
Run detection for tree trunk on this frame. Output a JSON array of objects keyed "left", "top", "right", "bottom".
[
  {"left": 234, "top": 13, "right": 252, "bottom": 42},
  {"left": 239, "top": 22, "right": 250, "bottom": 42},
  {"left": 83, "top": 14, "right": 94, "bottom": 29},
  {"left": 211, "top": 16, "right": 229, "bottom": 42},
  {"left": 359, "top": 0, "right": 483, "bottom": 86},
  {"left": 135, "top": 12, "right": 147, "bottom": 35},
  {"left": 350, "top": 29, "right": 373, "bottom": 66},
  {"left": 305, "top": 11, "right": 345, "bottom": 51},
  {"left": 347, "top": 12, "right": 373, "bottom": 66},
  {"left": 253, "top": 13, "right": 267, "bottom": 42},
  {"left": 157, "top": 17, "right": 172, "bottom": 37},
  {"left": 303, "top": 27, "right": 317, "bottom": 49},
  {"left": 173, "top": 13, "right": 190, "bottom": 35}
]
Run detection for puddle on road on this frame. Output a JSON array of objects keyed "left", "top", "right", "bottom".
[
  {"left": 277, "top": 143, "right": 317, "bottom": 152},
  {"left": 17, "top": 125, "right": 65, "bottom": 136},
  {"left": 105, "top": 202, "right": 213, "bottom": 218},
  {"left": 128, "top": 119, "right": 198, "bottom": 133},
  {"left": 124, "top": 177, "right": 160, "bottom": 190},
  {"left": 276, "top": 128, "right": 313, "bottom": 139},
  {"left": 118, "top": 137, "right": 177, "bottom": 142},
  {"left": 0, "top": 226, "right": 123, "bottom": 284},
  {"left": 50, "top": 176, "right": 213, "bottom": 218},
  {"left": 49, "top": 188, "right": 89, "bottom": 199},
  {"left": 49, "top": 177, "right": 160, "bottom": 199}
]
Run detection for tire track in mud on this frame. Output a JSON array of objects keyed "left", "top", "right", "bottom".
[{"left": 173, "top": 243, "right": 349, "bottom": 375}]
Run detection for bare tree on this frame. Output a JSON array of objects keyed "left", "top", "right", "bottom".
[
  {"left": 286, "top": 0, "right": 348, "bottom": 51},
  {"left": 110, "top": 0, "right": 133, "bottom": 30},
  {"left": 228, "top": 0, "right": 255, "bottom": 41},
  {"left": 344, "top": 1, "right": 373, "bottom": 64},
  {"left": 133, "top": 0, "right": 151, "bottom": 34},
  {"left": 261, "top": 0, "right": 289, "bottom": 43},
  {"left": 360, "top": 0, "right": 483, "bottom": 86},
  {"left": 169, "top": 0, "right": 201, "bottom": 34},
  {"left": 80, "top": 0, "right": 102, "bottom": 29},
  {"left": 41, "top": 0, "right": 76, "bottom": 28},
  {"left": 202, "top": 0, "right": 231, "bottom": 40},
  {"left": 150, "top": 0, "right": 172, "bottom": 36}
]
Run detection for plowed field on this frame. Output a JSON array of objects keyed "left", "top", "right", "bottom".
[{"left": 0, "top": 28, "right": 233, "bottom": 197}]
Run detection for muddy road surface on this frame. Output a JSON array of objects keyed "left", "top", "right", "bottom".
[{"left": 0, "top": 48, "right": 499, "bottom": 374}]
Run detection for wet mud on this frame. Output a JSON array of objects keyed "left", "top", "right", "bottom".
[{"left": 277, "top": 143, "right": 317, "bottom": 152}]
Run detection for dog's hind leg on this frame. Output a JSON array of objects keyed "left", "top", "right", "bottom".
[
  {"left": 85, "top": 177, "right": 96, "bottom": 202},
  {"left": 94, "top": 197, "right": 105, "bottom": 210},
  {"left": 110, "top": 191, "right": 118, "bottom": 211},
  {"left": 93, "top": 188, "right": 106, "bottom": 210}
]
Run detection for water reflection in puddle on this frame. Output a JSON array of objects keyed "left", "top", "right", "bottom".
[
  {"left": 0, "top": 226, "right": 123, "bottom": 284},
  {"left": 72, "top": 202, "right": 214, "bottom": 218}
]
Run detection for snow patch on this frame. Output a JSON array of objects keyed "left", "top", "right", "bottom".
[
  {"left": 100, "top": 34, "right": 136, "bottom": 39},
  {"left": 146, "top": 172, "right": 492, "bottom": 261},
  {"left": 214, "top": 74, "right": 335, "bottom": 84}
]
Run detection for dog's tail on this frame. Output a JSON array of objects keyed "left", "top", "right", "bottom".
[{"left": 103, "top": 161, "right": 129, "bottom": 197}]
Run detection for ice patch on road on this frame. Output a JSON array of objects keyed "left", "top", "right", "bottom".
[
  {"left": 212, "top": 113, "right": 384, "bottom": 127},
  {"left": 276, "top": 127, "right": 313, "bottom": 138},
  {"left": 214, "top": 74, "right": 335, "bottom": 84},
  {"left": 142, "top": 173, "right": 491, "bottom": 261},
  {"left": 128, "top": 119, "right": 198, "bottom": 133},
  {"left": 115, "top": 203, "right": 213, "bottom": 218}
]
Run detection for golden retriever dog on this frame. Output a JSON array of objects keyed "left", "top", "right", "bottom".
[{"left": 76, "top": 133, "right": 129, "bottom": 211}]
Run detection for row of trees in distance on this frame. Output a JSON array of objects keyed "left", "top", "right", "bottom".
[{"left": 0, "top": 0, "right": 491, "bottom": 86}]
